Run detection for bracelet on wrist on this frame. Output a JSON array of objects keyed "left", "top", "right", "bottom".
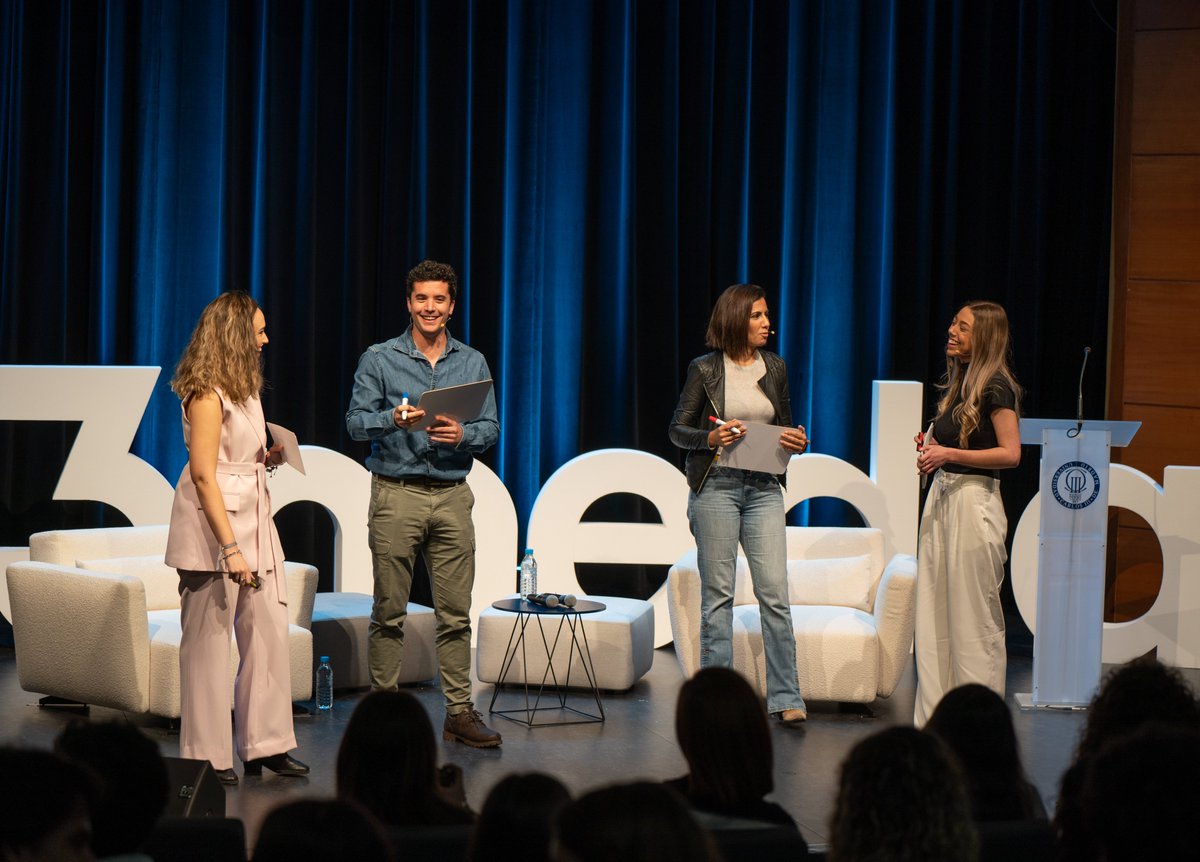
[{"left": 219, "top": 541, "right": 238, "bottom": 551}]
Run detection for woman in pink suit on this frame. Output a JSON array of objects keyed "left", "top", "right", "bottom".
[{"left": 165, "top": 291, "right": 308, "bottom": 785}]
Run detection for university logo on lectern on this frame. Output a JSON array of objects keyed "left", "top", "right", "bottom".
[{"left": 1051, "top": 461, "right": 1101, "bottom": 510}]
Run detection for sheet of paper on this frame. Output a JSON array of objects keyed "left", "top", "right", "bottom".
[
  {"left": 409, "top": 379, "right": 494, "bottom": 432},
  {"left": 718, "top": 421, "right": 793, "bottom": 475},
  {"left": 265, "top": 422, "right": 306, "bottom": 476}
]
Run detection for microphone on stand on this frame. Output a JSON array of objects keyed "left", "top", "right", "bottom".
[{"left": 1071, "top": 347, "right": 1091, "bottom": 437}]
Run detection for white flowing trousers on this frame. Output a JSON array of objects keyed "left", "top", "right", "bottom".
[{"left": 913, "top": 471, "right": 1009, "bottom": 726}]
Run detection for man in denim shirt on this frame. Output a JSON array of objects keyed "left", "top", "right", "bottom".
[{"left": 346, "top": 260, "right": 501, "bottom": 747}]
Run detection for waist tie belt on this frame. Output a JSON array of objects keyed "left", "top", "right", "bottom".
[{"left": 215, "top": 459, "right": 283, "bottom": 603}]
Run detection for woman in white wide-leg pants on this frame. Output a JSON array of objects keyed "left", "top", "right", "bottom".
[{"left": 913, "top": 301, "right": 1022, "bottom": 727}]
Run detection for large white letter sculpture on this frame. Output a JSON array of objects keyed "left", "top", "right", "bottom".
[
  {"left": 0, "top": 366, "right": 174, "bottom": 622},
  {"left": 270, "top": 452, "right": 517, "bottom": 638},
  {"left": 782, "top": 381, "right": 924, "bottom": 562},
  {"left": 525, "top": 381, "right": 924, "bottom": 647},
  {"left": 0, "top": 366, "right": 519, "bottom": 639},
  {"left": 7, "top": 366, "right": 1200, "bottom": 669},
  {"left": 1011, "top": 464, "right": 1200, "bottom": 667},
  {"left": 526, "top": 449, "right": 695, "bottom": 648}
]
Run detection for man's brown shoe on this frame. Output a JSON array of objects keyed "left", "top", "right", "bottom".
[{"left": 443, "top": 708, "right": 502, "bottom": 748}]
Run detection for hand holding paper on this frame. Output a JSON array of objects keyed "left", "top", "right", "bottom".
[
  {"left": 265, "top": 422, "right": 306, "bottom": 476},
  {"left": 719, "top": 421, "right": 794, "bottom": 474}
]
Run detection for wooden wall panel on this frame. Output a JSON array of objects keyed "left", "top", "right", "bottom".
[
  {"left": 1108, "top": 523, "right": 1163, "bottom": 621},
  {"left": 1117, "top": 403, "right": 1200, "bottom": 486},
  {"left": 1132, "top": 30, "right": 1200, "bottom": 153},
  {"left": 1107, "top": 0, "right": 1200, "bottom": 618},
  {"left": 1128, "top": 156, "right": 1200, "bottom": 279},
  {"left": 1134, "top": 0, "right": 1200, "bottom": 30},
  {"left": 1122, "top": 281, "right": 1200, "bottom": 406}
]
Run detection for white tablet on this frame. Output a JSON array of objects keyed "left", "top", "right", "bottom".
[{"left": 409, "top": 379, "right": 494, "bottom": 432}]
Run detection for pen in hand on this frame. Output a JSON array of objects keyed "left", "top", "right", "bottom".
[
  {"left": 400, "top": 392, "right": 410, "bottom": 422},
  {"left": 708, "top": 415, "right": 742, "bottom": 436}
]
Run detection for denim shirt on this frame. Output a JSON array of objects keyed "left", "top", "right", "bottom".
[{"left": 345, "top": 327, "right": 499, "bottom": 480}]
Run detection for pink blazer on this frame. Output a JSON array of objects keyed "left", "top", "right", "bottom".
[{"left": 165, "top": 391, "right": 286, "bottom": 592}]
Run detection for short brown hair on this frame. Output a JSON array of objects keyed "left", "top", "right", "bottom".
[
  {"left": 705, "top": 283, "right": 765, "bottom": 356},
  {"left": 406, "top": 260, "right": 458, "bottom": 302}
]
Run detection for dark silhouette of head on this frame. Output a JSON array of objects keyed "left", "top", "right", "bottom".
[
  {"left": 53, "top": 720, "right": 168, "bottom": 858},
  {"left": 925, "top": 683, "right": 1040, "bottom": 821},
  {"left": 675, "top": 667, "right": 774, "bottom": 807},
  {"left": 336, "top": 689, "right": 448, "bottom": 827},
  {"left": 1082, "top": 723, "right": 1200, "bottom": 859},
  {"left": 468, "top": 772, "right": 571, "bottom": 862},
  {"left": 1075, "top": 656, "right": 1200, "bottom": 761},
  {"left": 253, "top": 799, "right": 393, "bottom": 862},
  {"left": 0, "top": 747, "right": 96, "bottom": 862},
  {"left": 553, "top": 782, "right": 721, "bottom": 862},
  {"left": 1054, "top": 657, "right": 1200, "bottom": 861},
  {"left": 830, "top": 727, "right": 978, "bottom": 862}
]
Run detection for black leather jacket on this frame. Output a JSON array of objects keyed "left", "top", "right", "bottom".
[{"left": 668, "top": 350, "right": 793, "bottom": 493}]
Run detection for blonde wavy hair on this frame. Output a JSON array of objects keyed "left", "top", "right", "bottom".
[
  {"left": 170, "top": 291, "right": 264, "bottom": 406},
  {"left": 935, "top": 300, "right": 1021, "bottom": 448}
]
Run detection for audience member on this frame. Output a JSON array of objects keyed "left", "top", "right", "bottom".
[
  {"left": 54, "top": 720, "right": 169, "bottom": 860},
  {"left": 924, "top": 683, "right": 1045, "bottom": 821},
  {"left": 336, "top": 689, "right": 474, "bottom": 827},
  {"left": 829, "top": 726, "right": 978, "bottom": 862},
  {"left": 252, "top": 799, "right": 392, "bottom": 862},
  {"left": 467, "top": 772, "right": 571, "bottom": 862},
  {"left": 1054, "top": 656, "right": 1200, "bottom": 861},
  {"left": 666, "top": 667, "right": 799, "bottom": 829},
  {"left": 1080, "top": 722, "right": 1200, "bottom": 859},
  {"left": 553, "top": 782, "right": 721, "bottom": 862},
  {"left": 0, "top": 747, "right": 96, "bottom": 862}
]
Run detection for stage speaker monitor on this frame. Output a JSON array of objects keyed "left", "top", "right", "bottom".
[{"left": 163, "top": 756, "right": 226, "bottom": 818}]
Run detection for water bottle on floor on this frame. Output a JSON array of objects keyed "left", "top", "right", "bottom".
[
  {"left": 520, "top": 548, "right": 538, "bottom": 599},
  {"left": 316, "top": 656, "right": 333, "bottom": 710}
]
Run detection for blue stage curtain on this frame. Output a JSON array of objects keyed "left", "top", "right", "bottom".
[{"left": 1, "top": 1, "right": 1117, "bottom": 566}]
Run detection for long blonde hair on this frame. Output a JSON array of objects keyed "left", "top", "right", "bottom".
[
  {"left": 170, "top": 291, "right": 263, "bottom": 405},
  {"left": 935, "top": 300, "right": 1021, "bottom": 447}
]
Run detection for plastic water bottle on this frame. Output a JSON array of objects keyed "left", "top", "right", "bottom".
[
  {"left": 316, "top": 656, "right": 333, "bottom": 710},
  {"left": 520, "top": 548, "right": 538, "bottom": 599}
]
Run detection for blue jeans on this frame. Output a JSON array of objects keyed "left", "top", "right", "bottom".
[{"left": 688, "top": 467, "right": 805, "bottom": 714}]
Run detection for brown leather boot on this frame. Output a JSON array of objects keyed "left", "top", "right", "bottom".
[{"left": 443, "top": 708, "right": 502, "bottom": 748}]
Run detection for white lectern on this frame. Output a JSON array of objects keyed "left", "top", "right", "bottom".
[{"left": 1015, "top": 418, "right": 1140, "bottom": 709}]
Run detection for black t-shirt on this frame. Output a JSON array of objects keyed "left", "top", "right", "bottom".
[{"left": 932, "top": 373, "right": 1017, "bottom": 478}]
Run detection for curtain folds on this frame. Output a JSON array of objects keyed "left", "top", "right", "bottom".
[{"left": 2, "top": 1, "right": 1117, "bottom": 566}]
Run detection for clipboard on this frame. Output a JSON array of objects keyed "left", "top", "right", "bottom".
[
  {"left": 265, "top": 422, "right": 306, "bottom": 475},
  {"left": 409, "top": 379, "right": 494, "bottom": 432},
  {"left": 718, "top": 421, "right": 793, "bottom": 474}
]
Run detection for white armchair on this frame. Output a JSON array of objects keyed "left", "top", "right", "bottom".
[
  {"left": 667, "top": 526, "right": 917, "bottom": 705},
  {"left": 5, "top": 525, "right": 318, "bottom": 717}
]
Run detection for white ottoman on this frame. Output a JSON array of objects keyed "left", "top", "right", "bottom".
[
  {"left": 475, "top": 595, "right": 655, "bottom": 692},
  {"left": 311, "top": 592, "right": 438, "bottom": 689}
]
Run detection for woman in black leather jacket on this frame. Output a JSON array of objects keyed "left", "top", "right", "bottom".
[{"left": 668, "top": 283, "right": 809, "bottom": 724}]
